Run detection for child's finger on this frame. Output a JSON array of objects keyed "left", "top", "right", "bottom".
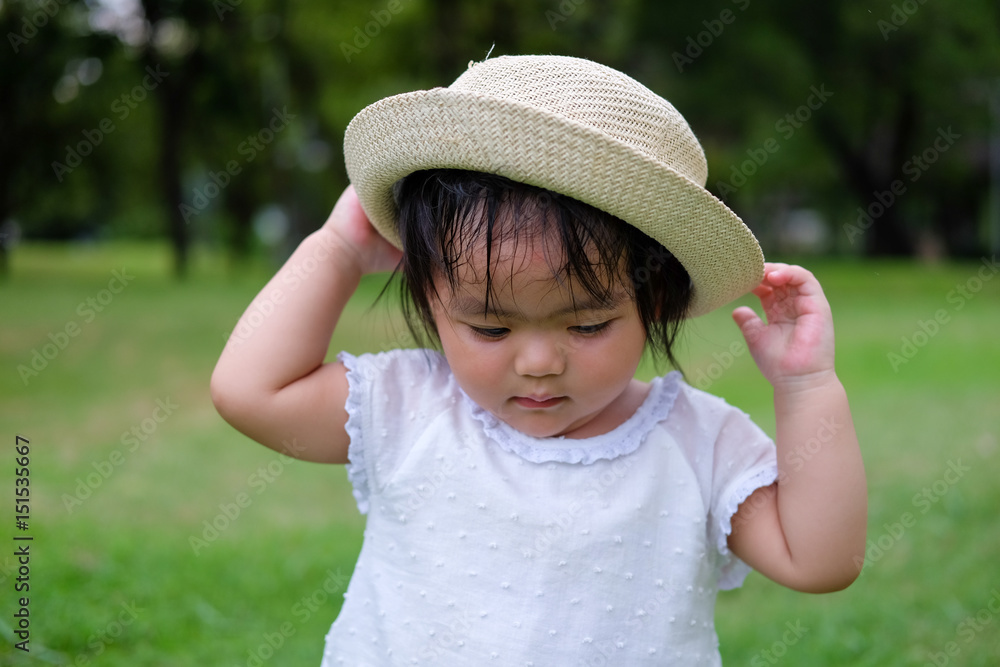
[
  {"left": 732, "top": 306, "right": 767, "bottom": 345},
  {"left": 751, "top": 282, "right": 774, "bottom": 299},
  {"left": 324, "top": 185, "right": 361, "bottom": 225},
  {"left": 764, "top": 264, "right": 819, "bottom": 293}
]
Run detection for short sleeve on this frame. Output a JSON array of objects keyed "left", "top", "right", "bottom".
[
  {"left": 337, "top": 348, "right": 456, "bottom": 514},
  {"left": 669, "top": 384, "right": 779, "bottom": 590},
  {"left": 708, "top": 407, "right": 779, "bottom": 589}
]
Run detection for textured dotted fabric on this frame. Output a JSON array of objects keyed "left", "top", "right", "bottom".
[{"left": 322, "top": 349, "right": 777, "bottom": 666}]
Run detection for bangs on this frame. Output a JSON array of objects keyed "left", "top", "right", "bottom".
[
  {"left": 402, "top": 170, "right": 629, "bottom": 317},
  {"left": 384, "top": 169, "right": 692, "bottom": 370}
]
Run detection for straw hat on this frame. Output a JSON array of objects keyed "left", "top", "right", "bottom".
[{"left": 343, "top": 54, "right": 763, "bottom": 317}]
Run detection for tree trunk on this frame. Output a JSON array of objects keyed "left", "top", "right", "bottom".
[
  {"left": 160, "top": 77, "right": 189, "bottom": 279},
  {"left": 140, "top": 0, "right": 189, "bottom": 279},
  {"left": 815, "top": 114, "right": 915, "bottom": 256}
]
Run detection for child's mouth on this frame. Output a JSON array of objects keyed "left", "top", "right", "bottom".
[{"left": 513, "top": 396, "right": 565, "bottom": 409}]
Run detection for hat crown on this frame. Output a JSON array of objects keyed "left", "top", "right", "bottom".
[{"left": 449, "top": 55, "right": 708, "bottom": 186}]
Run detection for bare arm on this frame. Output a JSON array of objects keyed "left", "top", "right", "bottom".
[
  {"left": 727, "top": 263, "right": 868, "bottom": 593},
  {"left": 210, "top": 186, "right": 402, "bottom": 463}
]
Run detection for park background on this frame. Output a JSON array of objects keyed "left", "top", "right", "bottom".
[{"left": 2, "top": 0, "right": 1000, "bottom": 664}]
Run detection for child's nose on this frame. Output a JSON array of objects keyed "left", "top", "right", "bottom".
[{"left": 513, "top": 334, "right": 566, "bottom": 377}]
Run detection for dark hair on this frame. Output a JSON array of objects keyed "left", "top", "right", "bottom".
[{"left": 385, "top": 169, "right": 692, "bottom": 370}]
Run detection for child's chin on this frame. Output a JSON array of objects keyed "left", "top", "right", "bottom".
[{"left": 499, "top": 414, "right": 573, "bottom": 439}]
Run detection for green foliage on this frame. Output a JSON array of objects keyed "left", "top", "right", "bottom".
[{"left": 5, "top": 0, "right": 999, "bottom": 265}]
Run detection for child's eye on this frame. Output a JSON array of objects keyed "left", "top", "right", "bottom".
[
  {"left": 470, "top": 326, "right": 509, "bottom": 339},
  {"left": 570, "top": 322, "right": 611, "bottom": 335}
]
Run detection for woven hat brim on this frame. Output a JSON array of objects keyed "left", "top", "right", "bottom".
[{"left": 344, "top": 88, "right": 763, "bottom": 317}]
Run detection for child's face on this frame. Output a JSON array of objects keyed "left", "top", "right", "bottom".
[{"left": 430, "top": 231, "right": 648, "bottom": 439}]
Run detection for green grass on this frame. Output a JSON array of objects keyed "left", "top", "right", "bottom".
[{"left": 2, "top": 242, "right": 999, "bottom": 665}]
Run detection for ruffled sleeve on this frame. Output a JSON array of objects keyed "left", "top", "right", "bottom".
[
  {"left": 712, "top": 461, "right": 779, "bottom": 589},
  {"left": 335, "top": 348, "right": 455, "bottom": 515},
  {"left": 707, "top": 404, "right": 779, "bottom": 590},
  {"left": 668, "top": 383, "right": 778, "bottom": 590},
  {"left": 338, "top": 351, "right": 371, "bottom": 514}
]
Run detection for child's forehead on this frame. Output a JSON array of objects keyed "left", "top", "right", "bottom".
[
  {"left": 448, "top": 205, "right": 606, "bottom": 269},
  {"left": 447, "top": 226, "right": 581, "bottom": 284},
  {"left": 435, "top": 235, "right": 627, "bottom": 315},
  {"left": 439, "top": 269, "right": 630, "bottom": 320},
  {"left": 427, "top": 185, "right": 632, "bottom": 314}
]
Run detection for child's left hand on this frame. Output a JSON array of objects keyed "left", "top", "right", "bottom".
[
  {"left": 731, "top": 263, "right": 836, "bottom": 389},
  {"left": 728, "top": 263, "right": 866, "bottom": 594}
]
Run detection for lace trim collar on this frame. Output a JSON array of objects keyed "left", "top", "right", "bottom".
[{"left": 464, "top": 372, "right": 682, "bottom": 465}]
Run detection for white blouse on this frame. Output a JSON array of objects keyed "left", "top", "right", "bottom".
[{"left": 322, "top": 348, "right": 778, "bottom": 666}]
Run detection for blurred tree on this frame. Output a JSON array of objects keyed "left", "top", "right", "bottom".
[
  {"left": 2, "top": 0, "right": 119, "bottom": 245},
  {"left": 629, "top": 0, "right": 1000, "bottom": 257},
  {"left": 134, "top": 0, "right": 319, "bottom": 276},
  {"left": 5, "top": 0, "right": 999, "bottom": 271},
  {"left": 135, "top": 0, "right": 200, "bottom": 277}
]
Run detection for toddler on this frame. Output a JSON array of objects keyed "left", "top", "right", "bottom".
[{"left": 212, "top": 55, "right": 867, "bottom": 666}]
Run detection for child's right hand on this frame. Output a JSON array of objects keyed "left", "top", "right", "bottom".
[
  {"left": 321, "top": 186, "right": 402, "bottom": 276},
  {"left": 211, "top": 185, "right": 399, "bottom": 464}
]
